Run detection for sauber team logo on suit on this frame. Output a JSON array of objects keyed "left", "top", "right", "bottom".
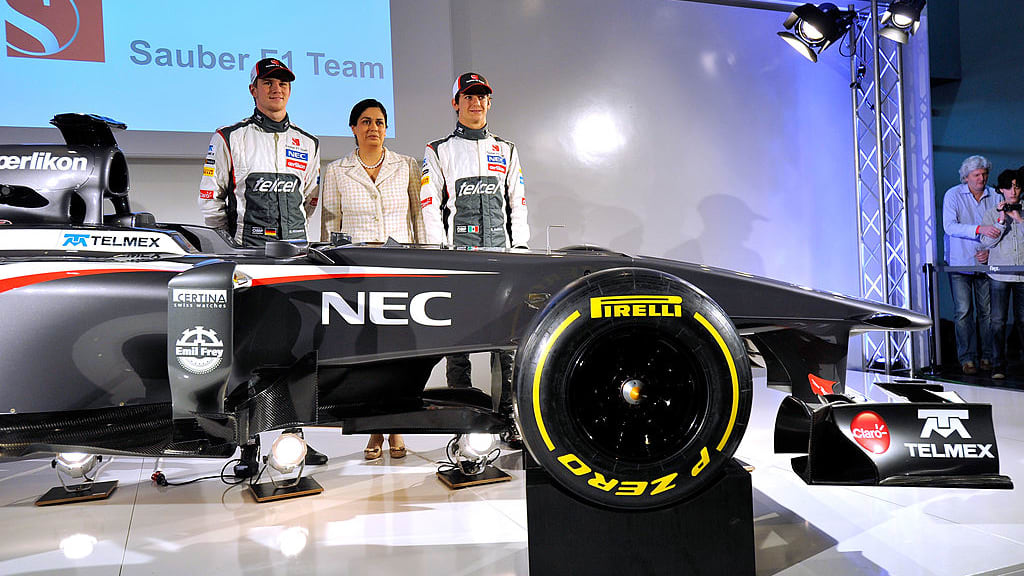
[{"left": 5, "top": 0, "right": 105, "bottom": 62}]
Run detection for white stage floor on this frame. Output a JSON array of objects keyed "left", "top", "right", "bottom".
[{"left": 2, "top": 370, "right": 1024, "bottom": 575}]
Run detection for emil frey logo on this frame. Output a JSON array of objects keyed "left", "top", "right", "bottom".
[
  {"left": 850, "top": 411, "right": 890, "bottom": 454},
  {"left": 5, "top": 0, "right": 105, "bottom": 62},
  {"left": 175, "top": 326, "right": 224, "bottom": 374}
]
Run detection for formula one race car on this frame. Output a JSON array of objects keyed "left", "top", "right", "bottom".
[{"left": 0, "top": 114, "right": 936, "bottom": 510}]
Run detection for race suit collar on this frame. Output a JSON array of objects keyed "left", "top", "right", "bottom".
[
  {"left": 251, "top": 108, "right": 291, "bottom": 133},
  {"left": 454, "top": 122, "right": 489, "bottom": 140}
]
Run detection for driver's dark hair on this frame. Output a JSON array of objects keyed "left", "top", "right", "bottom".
[
  {"left": 349, "top": 99, "right": 388, "bottom": 127},
  {"left": 997, "top": 169, "right": 1017, "bottom": 192}
]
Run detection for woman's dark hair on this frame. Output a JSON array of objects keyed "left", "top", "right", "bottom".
[
  {"left": 349, "top": 99, "right": 388, "bottom": 127},
  {"left": 996, "top": 168, "right": 1017, "bottom": 191}
]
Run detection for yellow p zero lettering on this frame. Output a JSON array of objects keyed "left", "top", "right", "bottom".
[
  {"left": 533, "top": 310, "right": 581, "bottom": 451},
  {"left": 558, "top": 453, "right": 592, "bottom": 476},
  {"left": 587, "top": 473, "right": 619, "bottom": 492},
  {"left": 615, "top": 481, "right": 649, "bottom": 496},
  {"left": 650, "top": 472, "right": 679, "bottom": 495},
  {"left": 589, "top": 295, "right": 683, "bottom": 319},
  {"left": 693, "top": 312, "right": 740, "bottom": 452},
  {"left": 691, "top": 446, "right": 710, "bottom": 477}
]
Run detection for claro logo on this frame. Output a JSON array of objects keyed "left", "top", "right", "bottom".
[
  {"left": 5, "top": 0, "right": 105, "bottom": 62},
  {"left": 850, "top": 411, "right": 890, "bottom": 454},
  {"left": 322, "top": 291, "right": 452, "bottom": 326}
]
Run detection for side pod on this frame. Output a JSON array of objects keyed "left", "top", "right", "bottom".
[
  {"left": 166, "top": 261, "right": 237, "bottom": 456},
  {"left": 774, "top": 383, "right": 1013, "bottom": 489}
]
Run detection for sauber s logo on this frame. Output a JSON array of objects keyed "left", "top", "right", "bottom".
[{"left": 322, "top": 291, "right": 452, "bottom": 326}]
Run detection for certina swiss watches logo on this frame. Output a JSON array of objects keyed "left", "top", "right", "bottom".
[
  {"left": 904, "top": 409, "right": 994, "bottom": 459},
  {"left": 0, "top": 151, "right": 87, "bottom": 171},
  {"left": 590, "top": 295, "right": 683, "bottom": 319},
  {"left": 172, "top": 289, "right": 227, "bottom": 309},
  {"left": 174, "top": 325, "right": 224, "bottom": 374},
  {"left": 850, "top": 411, "right": 890, "bottom": 454},
  {"left": 322, "top": 291, "right": 451, "bottom": 326},
  {"left": 5, "top": 0, "right": 105, "bottom": 62}
]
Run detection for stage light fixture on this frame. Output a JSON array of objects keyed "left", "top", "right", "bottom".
[
  {"left": 457, "top": 433, "right": 497, "bottom": 472},
  {"left": 37, "top": 453, "right": 118, "bottom": 506},
  {"left": 879, "top": 0, "right": 926, "bottom": 44},
  {"left": 778, "top": 3, "right": 855, "bottom": 63},
  {"left": 54, "top": 452, "right": 98, "bottom": 479},
  {"left": 268, "top": 432, "right": 307, "bottom": 475},
  {"left": 249, "top": 429, "right": 323, "bottom": 503},
  {"left": 437, "top": 433, "right": 512, "bottom": 489}
]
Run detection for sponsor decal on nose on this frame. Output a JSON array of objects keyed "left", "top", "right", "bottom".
[{"left": 850, "top": 411, "right": 890, "bottom": 454}]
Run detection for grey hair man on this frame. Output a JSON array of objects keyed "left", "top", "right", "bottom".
[{"left": 943, "top": 155, "right": 999, "bottom": 374}]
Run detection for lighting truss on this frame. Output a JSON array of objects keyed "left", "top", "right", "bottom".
[{"left": 850, "top": 0, "right": 913, "bottom": 374}]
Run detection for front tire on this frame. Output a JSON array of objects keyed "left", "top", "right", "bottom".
[{"left": 515, "top": 267, "right": 752, "bottom": 510}]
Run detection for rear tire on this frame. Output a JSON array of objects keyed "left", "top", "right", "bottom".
[{"left": 514, "top": 267, "right": 752, "bottom": 510}]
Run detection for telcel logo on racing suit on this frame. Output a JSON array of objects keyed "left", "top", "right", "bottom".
[
  {"left": 0, "top": 152, "right": 87, "bottom": 171},
  {"left": 455, "top": 176, "right": 499, "bottom": 196},
  {"left": 590, "top": 295, "right": 683, "bottom": 319},
  {"left": 322, "top": 291, "right": 452, "bottom": 326},
  {"left": 248, "top": 174, "right": 299, "bottom": 194},
  {"left": 904, "top": 409, "right": 994, "bottom": 459}
]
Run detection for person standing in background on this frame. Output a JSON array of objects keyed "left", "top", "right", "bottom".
[
  {"left": 321, "top": 98, "right": 424, "bottom": 459},
  {"left": 943, "top": 155, "right": 999, "bottom": 375},
  {"left": 198, "top": 57, "right": 327, "bottom": 466},
  {"left": 420, "top": 72, "right": 529, "bottom": 446},
  {"left": 980, "top": 169, "right": 1024, "bottom": 380},
  {"left": 199, "top": 57, "right": 320, "bottom": 247}
]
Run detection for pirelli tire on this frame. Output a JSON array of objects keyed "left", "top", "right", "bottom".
[{"left": 514, "top": 267, "right": 753, "bottom": 510}]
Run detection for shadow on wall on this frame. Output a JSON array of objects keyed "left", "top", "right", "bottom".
[
  {"left": 528, "top": 183, "right": 646, "bottom": 253},
  {"left": 665, "top": 194, "right": 766, "bottom": 276}
]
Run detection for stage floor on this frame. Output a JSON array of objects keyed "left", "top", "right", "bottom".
[{"left": 1, "top": 370, "right": 1023, "bottom": 575}]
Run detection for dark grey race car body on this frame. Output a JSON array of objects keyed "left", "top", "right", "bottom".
[{"left": 0, "top": 115, "right": 931, "bottom": 509}]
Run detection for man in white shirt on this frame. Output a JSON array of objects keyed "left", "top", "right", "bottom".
[{"left": 943, "top": 155, "right": 1000, "bottom": 374}]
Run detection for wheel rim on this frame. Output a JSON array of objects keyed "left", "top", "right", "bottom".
[{"left": 563, "top": 324, "right": 711, "bottom": 464}]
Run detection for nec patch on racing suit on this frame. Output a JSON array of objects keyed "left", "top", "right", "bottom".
[
  {"left": 420, "top": 124, "right": 528, "bottom": 248},
  {"left": 198, "top": 109, "right": 320, "bottom": 246}
]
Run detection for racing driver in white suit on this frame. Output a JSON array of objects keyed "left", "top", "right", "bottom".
[{"left": 420, "top": 72, "right": 529, "bottom": 446}]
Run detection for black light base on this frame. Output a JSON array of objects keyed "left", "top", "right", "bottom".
[
  {"left": 248, "top": 476, "right": 323, "bottom": 503},
  {"left": 437, "top": 465, "right": 513, "bottom": 489},
  {"left": 35, "top": 480, "right": 118, "bottom": 506}
]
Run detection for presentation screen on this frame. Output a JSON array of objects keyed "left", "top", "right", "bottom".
[{"left": 1, "top": 0, "right": 395, "bottom": 137}]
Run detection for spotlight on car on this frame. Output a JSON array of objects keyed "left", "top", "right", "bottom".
[
  {"left": 879, "top": 0, "right": 926, "bottom": 44},
  {"left": 269, "top": 432, "right": 307, "bottom": 475},
  {"left": 54, "top": 452, "right": 98, "bottom": 479},
  {"left": 458, "top": 433, "right": 497, "bottom": 465},
  {"left": 437, "top": 433, "right": 511, "bottom": 490},
  {"left": 778, "top": 3, "right": 855, "bottom": 63},
  {"left": 37, "top": 453, "right": 118, "bottom": 506},
  {"left": 248, "top": 429, "right": 324, "bottom": 503}
]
